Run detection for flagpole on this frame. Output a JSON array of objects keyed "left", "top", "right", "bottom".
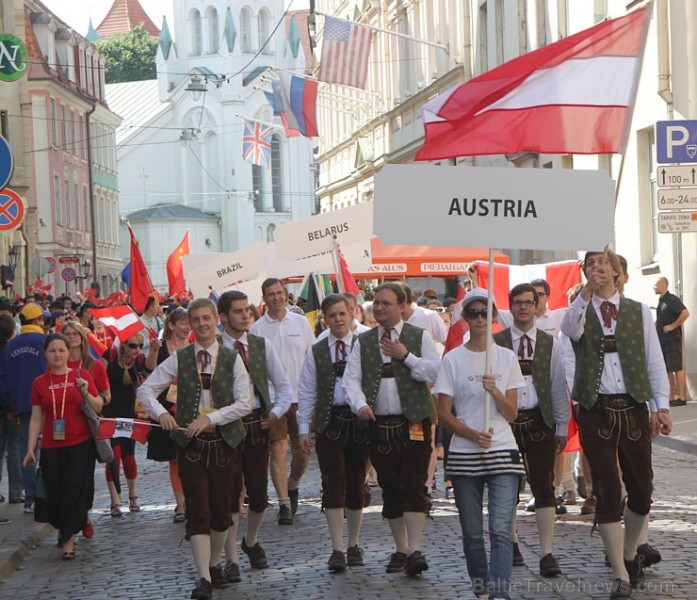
[
  {"left": 234, "top": 113, "right": 286, "bottom": 131},
  {"left": 315, "top": 11, "right": 449, "bottom": 53},
  {"left": 332, "top": 237, "right": 345, "bottom": 293},
  {"left": 262, "top": 69, "right": 382, "bottom": 98},
  {"left": 483, "top": 248, "right": 495, "bottom": 434}
]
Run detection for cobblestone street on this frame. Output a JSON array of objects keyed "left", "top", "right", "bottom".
[{"left": 1, "top": 443, "right": 695, "bottom": 600}]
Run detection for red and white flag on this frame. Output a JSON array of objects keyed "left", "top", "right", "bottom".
[
  {"left": 97, "top": 418, "right": 150, "bottom": 444},
  {"left": 335, "top": 242, "right": 361, "bottom": 297},
  {"left": 471, "top": 260, "right": 582, "bottom": 310},
  {"left": 416, "top": 8, "right": 650, "bottom": 160},
  {"left": 318, "top": 15, "right": 373, "bottom": 89},
  {"left": 91, "top": 305, "right": 145, "bottom": 342}
]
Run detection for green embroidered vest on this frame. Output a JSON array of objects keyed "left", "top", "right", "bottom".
[
  {"left": 493, "top": 328, "right": 555, "bottom": 429},
  {"left": 312, "top": 335, "right": 356, "bottom": 434},
  {"left": 172, "top": 344, "right": 246, "bottom": 449},
  {"left": 246, "top": 334, "right": 272, "bottom": 415},
  {"left": 571, "top": 298, "right": 652, "bottom": 409},
  {"left": 359, "top": 323, "right": 434, "bottom": 423}
]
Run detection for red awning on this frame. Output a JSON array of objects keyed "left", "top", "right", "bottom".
[{"left": 352, "top": 238, "right": 509, "bottom": 278}]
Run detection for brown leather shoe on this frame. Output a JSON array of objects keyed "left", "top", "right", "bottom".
[
  {"left": 347, "top": 545, "right": 365, "bottom": 566},
  {"left": 190, "top": 578, "right": 213, "bottom": 600},
  {"left": 209, "top": 565, "right": 229, "bottom": 589},
  {"left": 580, "top": 497, "right": 596, "bottom": 515},
  {"left": 404, "top": 551, "right": 428, "bottom": 576},
  {"left": 385, "top": 551, "right": 407, "bottom": 573},
  {"left": 609, "top": 578, "right": 632, "bottom": 599},
  {"left": 241, "top": 537, "right": 269, "bottom": 569},
  {"left": 512, "top": 542, "right": 525, "bottom": 566},
  {"left": 624, "top": 556, "right": 644, "bottom": 588},
  {"left": 327, "top": 550, "right": 347, "bottom": 572},
  {"left": 224, "top": 561, "right": 241, "bottom": 583},
  {"left": 539, "top": 553, "right": 562, "bottom": 577}
]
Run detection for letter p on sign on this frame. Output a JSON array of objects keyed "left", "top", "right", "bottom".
[{"left": 656, "top": 120, "right": 697, "bottom": 164}]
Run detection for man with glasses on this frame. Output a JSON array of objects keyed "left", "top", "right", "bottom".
[
  {"left": 343, "top": 283, "right": 440, "bottom": 577},
  {"left": 493, "top": 284, "right": 569, "bottom": 577},
  {"left": 0, "top": 304, "right": 47, "bottom": 513}
]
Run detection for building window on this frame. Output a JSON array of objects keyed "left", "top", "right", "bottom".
[
  {"left": 192, "top": 10, "right": 202, "bottom": 55},
  {"left": 54, "top": 175, "right": 62, "bottom": 225},
  {"left": 267, "top": 223, "right": 276, "bottom": 242},
  {"left": 65, "top": 179, "right": 71, "bottom": 226},
  {"left": 79, "top": 116, "right": 85, "bottom": 159},
  {"left": 207, "top": 7, "right": 219, "bottom": 53},
  {"left": 271, "top": 134, "right": 282, "bottom": 211},
  {"left": 252, "top": 164, "right": 264, "bottom": 211},
  {"left": 478, "top": 2, "right": 488, "bottom": 74},
  {"left": 83, "top": 186, "right": 90, "bottom": 232},
  {"left": 70, "top": 111, "right": 76, "bottom": 155},
  {"left": 258, "top": 9, "right": 271, "bottom": 54},
  {"left": 50, "top": 99, "right": 57, "bottom": 146},
  {"left": 74, "top": 183, "right": 80, "bottom": 230},
  {"left": 61, "top": 105, "right": 67, "bottom": 150},
  {"left": 240, "top": 7, "right": 252, "bottom": 52}
]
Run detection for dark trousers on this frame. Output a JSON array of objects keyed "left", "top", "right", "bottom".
[
  {"left": 232, "top": 412, "right": 270, "bottom": 514},
  {"left": 576, "top": 398, "right": 653, "bottom": 523},
  {"left": 511, "top": 409, "right": 557, "bottom": 508},
  {"left": 315, "top": 406, "right": 369, "bottom": 510},
  {"left": 369, "top": 416, "right": 432, "bottom": 519},
  {"left": 178, "top": 434, "right": 241, "bottom": 537}
]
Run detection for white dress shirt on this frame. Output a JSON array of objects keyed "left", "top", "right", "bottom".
[
  {"left": 561, "top": 292, "right": 669, "bottom": 411},
  {"left": 406, "top": 305, "right": 447, "bottom": 344},
  {"left": 137, "top": 340, "right": 251, "bottom": 426},
  {"left": 508, "top": 325, "right": 570, "bottom": 435},
  {"left": 342, "top": 321, "right": 440, "bottom": 416},
  {"left": 220, "top": 330, "right": 292, "bottom": 420},
  {"left": 297, "top": 331, "right": 355, "bottom": 435},
  {"left": 316, "top": 319, "right": 370, "bottom": 341},
  {"left": 249, "top": 308, "right": 316, "bottom": 403}
]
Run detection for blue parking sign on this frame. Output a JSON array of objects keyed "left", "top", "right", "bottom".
[
  {"left": 0, "top": 136, "right": 13, "bottom": 189},
  {"left": 656, "top": 120, "right": 697, "bottom": 164}
]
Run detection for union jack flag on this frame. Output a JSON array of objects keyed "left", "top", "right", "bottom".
[{"left": 242, "top": 119, "right": 273, "bottom": 168}]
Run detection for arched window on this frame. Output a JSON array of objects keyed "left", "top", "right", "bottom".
[
  {"left": 267, "top": 223, "right": 276, "bottom": 242},
  {"left": 240, "top": 7, "right": 252, "bottom": 53},
  {"left": 191, "top": 10, "right": 202, "bottom": 55},
  {"left": 207, "top": 7, "right": 219, "bottom": 53},
  {"left": 252, "top": 164, "right": 264, "bottom": 211},
  {"left": 258, "top": 8, "right": 272, "bottom": 54},
  {"left": 271, "top": 134, "right": 283, "bottom": 211}
]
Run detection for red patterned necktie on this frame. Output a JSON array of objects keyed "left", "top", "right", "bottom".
[
  {"left": 381, "top": 327, "right": 393, "bottom": 342},
  {"left": 600, "top": 301, "right": 618, "bottom": 329},
  {"left": 234, "top": 341, "right": 248, "bottom": 367},
  {"left": 518, "top": 334, "right": 533, "bottom": 359},
  {"left": 197, "top": 349, "right": 211, "bottom": 370},
  {"left": 335, "top": 339, "right": 346, "bottom": 362}
]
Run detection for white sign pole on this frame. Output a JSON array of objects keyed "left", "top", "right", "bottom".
[{"left": 484, "top": 248, "right": 494, "bottom": 433}]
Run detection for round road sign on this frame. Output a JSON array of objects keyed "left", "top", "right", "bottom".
[
  {"left": 0, "top": 135, "right": 13, "bottom": 189},
  {"left": 0, "top": 188, "right": 24, "bottom": 231},
  {"left": 62, "top": 267, "right": 76, "bottom": 282},
  {"left": 46, "top": 256, "right": 57, "bottom": 274}
]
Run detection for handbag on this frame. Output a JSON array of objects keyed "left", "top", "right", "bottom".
[
  {"left": 33, "top": 467, "right": 49, "bottom": 523},
  {"left": 81, "top": 396, "right": 114, "bottom": 464}
]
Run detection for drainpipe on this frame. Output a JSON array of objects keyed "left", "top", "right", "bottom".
[{"left": 85, "top": 102, "right": 98, "bottom": 293}]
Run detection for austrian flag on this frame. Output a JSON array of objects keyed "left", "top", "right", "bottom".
[
  {"left": 97, "top": 418, "right": 151, "bottom": 444},
  {"left": 416, "top": 7, "right": 650, "bottom": 159},
  {"left": 90, "top": 305, "right": 145, "bottom": 342}
]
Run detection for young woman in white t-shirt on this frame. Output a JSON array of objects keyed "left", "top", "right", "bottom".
[{"left": 434, "top": 289, "right": 525, "bottom": 600}]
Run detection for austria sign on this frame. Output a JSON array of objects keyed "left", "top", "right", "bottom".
[
  {"left": 374, "top": 165, "right": 614, "bottom": 251},
  {"left": 274, "top": 203, "right": 373, "bottom": 261}
]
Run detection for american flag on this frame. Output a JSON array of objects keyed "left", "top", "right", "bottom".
[
  {"left": 318, "top": 16, "right": 372, "bottom": 89},
  {"left": 242, "top": 119, "right": 273, "bottom": 168}
]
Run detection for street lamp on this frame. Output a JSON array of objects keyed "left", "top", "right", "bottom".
[
  {"left": 79, "top": 260, "right": 91, "bottom": 281},
  {"left": 8, "top": 246, "right": 19, "bottom": 272},
  {"left": 185, "top": 75, "right": 207, "bottom": 101}
]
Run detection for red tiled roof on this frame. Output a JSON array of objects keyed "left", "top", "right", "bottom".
[{"left": 95, "top": 0, "right": 160, "bottom": 38}]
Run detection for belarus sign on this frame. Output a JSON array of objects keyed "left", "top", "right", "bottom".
[
  {"left": 264, "top": 239, "right": 371, "bottom": 280},
  {"left": 374, "top": 165, "right": 615, "bottom": 252},
  {"left": 0, "top": 188, "right": 24, "bottom": 231},
  {"left": 656, "top": 120, "right": 697, "bottom": 164},
  {"left": 0, "top": 35, "right": 27, "bottom": 82},
  {"left": 274, "top": 203, "right": 373, "bottom": 261},
  {"left": 658, "top": 211, "right": 697, "bottom": 234}
]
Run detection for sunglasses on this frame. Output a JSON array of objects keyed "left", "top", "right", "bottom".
[
  {"left": 126, "top": 343, "right": 144, "bottom": 349},
  {"left": 465, "top": 308, "right": 488, "bottom": 320}
]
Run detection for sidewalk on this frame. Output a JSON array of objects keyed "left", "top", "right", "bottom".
[{"left": 0, "top": 401, "right": 695, "bottom": 588}]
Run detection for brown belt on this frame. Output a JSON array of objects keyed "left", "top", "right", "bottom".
[{"left": 597, "top": 393, "right": 633, "bottom": 410}]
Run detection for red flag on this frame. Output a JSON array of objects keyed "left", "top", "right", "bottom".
[
  {"left": 471, "top": 260, "right": 581, "bottom": 310},
  {"left": 128, "top": 225, "right": 156, "bottom": 314},
  {"left": 97, "top": 418, "right": 150, "bottom": 444},
  {"left": 416, "top": 8, "right": 650, "bottom": 160},
  {"left": 91, "top": 305, "right": 145, "bottom": 342},
  {"left": 335, "top": 243, "right": 361, "bottom": 297},
  {"left": 166, "top": 230, "right": 190, "bottom": 298},
  {"left": 318, "top": 16, "right": 373, "bottom": 89}
]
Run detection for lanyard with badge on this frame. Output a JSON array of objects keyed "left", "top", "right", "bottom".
[{"left": 51, "top": 371, "right": 69, "bottom": 441}]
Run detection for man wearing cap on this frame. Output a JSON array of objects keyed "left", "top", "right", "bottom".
[
  {"left": 0, "top": 304, "right": 47, "bottom": 512},
  {"left": 561, "top": 251, "right": 671, "bottom": 600},
  {"left": 343, "top": 282, "right": 440, "bottom": 577}
]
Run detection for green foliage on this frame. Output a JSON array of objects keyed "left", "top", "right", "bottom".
[{"left": 95, "top": 24, "right": 158, "bottom": 84}]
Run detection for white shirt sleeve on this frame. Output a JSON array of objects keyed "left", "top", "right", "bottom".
[
  {"left": 642, "top": 303, "right": 670, "bottom": 411},
  {"left": 560, "top": 295, "right": 589, "bottom": 341},
  {"left": 296, "top": 348, "right": 317, "bottom": 435},
  {"left": 136, "top": 353, "right": 178, "bottom": 420},
  {"left": 550, "top": 338, "right": 571, "bottom": 435},
  {"left": 403, "top": 330, "right": 441, "bottom": 384},
  {"left": 265, "top": 342, "right": 292, "bottom": 419},
  {"left": 342, "top": 338, "right": 369, "bottom": 415}
]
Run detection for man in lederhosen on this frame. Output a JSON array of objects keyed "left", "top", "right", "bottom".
[
  {"left": 138, "top": 298, "right": 250, "bottom": 600},
  {"left": 297, "top": 294, "right": 369, "bottom": 572},
  {"left": 343, "top": 283, "right": 440, "bottom": 577}
]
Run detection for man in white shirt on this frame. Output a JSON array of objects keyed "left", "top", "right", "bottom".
[
  {"left": 298, "top": 294, "right": 369, "bottom": 573},
  {"left": 249, "top": 278, "right": 315, "bottom": 525},
  {"left": 217, "top": 290, "right": 293, "bottom": 581},
  {"left": 561, "top": 250, "right": 672, "bottom": 600},
  {"left": 530, "top": 279, "right": 566, "bottom": 338},
  {"left": 400, "top": 284, "right": 447, "bottom": 345},
  {"left": 137, "top": 298, "right": 250, "bottom": 600},
  {"left": 343, "top": 283, "right": 440, "bottom": 577}
]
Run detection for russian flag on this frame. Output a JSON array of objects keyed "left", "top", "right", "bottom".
[
  {"left": 86, "top": 331, "right": 109, "bottom": 360},
  {"left": 278, "top": 72, "right": 319, "bottom": 137}
]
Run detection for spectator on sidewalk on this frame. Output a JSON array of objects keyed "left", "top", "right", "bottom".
[
  {"left": 0, "top": 303, "right": 47, "bottom": 513},
  {"left": 654, "top": 277, "right": 690, "bottom": 406},
  {"left": 0, "top": 312, "right": 16, "bottom": 518}
]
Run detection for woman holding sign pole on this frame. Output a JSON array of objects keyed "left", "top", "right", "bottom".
[{"left": 433, "top": 288, "right": 525, "bottom": 600}]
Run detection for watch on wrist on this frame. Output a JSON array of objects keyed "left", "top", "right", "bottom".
[{"left": 401, "top": 352, "right": 409, "bottom": 362}]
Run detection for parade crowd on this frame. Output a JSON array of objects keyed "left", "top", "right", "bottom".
[{"left": 0, "top": 249, "right": 689, "bottom": 600}]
